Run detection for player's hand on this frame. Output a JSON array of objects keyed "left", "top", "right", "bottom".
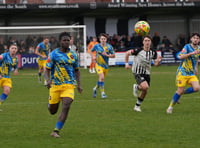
[
  {"left": 125, "top": 64, "right": 131, "bottom": 70},
  {"left": 46, "top": 80, "right": 51, "bottom": 89},
  {"left": 157, "top": 56, "right": 162, "bottom": 62},
  {"left": 102, "top": 51, "right": 109, "bottom": 57},
  {"left": 14, "top": 70, "right": 18, "bottom": 76},
  {"left": 77, "top": 86, "right": 83, "bottom": 94},
  {"left": 42, "top": 55, "right": 47, "bottom": 59},
  {"left": 192, "top": 50, "right": 200, "bottom": 55},
  {"left": 0, "top": 75, "right": 2, "bottom": 79}
]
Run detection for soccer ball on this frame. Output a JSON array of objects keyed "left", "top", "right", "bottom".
[{"left": 134, "top": 21, "right": 150, "bottom": 36}]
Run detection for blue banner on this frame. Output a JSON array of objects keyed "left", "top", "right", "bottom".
[{"left": 19, "top": 54, "right": 38, "bottom": 68}]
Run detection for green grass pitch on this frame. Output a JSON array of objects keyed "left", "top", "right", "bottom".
[{"left": 0, "top": 66, "right": 200, "bottom": 148}]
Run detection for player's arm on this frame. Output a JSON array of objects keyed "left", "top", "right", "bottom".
[
  {"left": 90, "top": 45, "right": 96, "bottom": 60},
  {"left": 75, "top": 68, "right": 83, "bottom": 94},
  {"left": 125, "top": 49, "right": 133, "bottom": 69},
  {"left": 44, "top": 68, "right": 51, "bottom": 89},
  {"left": 74, "top": 54, "right": 82, "bottom": 94},
  {"left": 35, "top": 45, "right": 47, "bottom": 59},
  {"left": 195, "top": 59, "right": 198, "bottom": 75},
  {"left": 102, "top": 46, "right": 115, "bottom": 58},
  {"left": 13, "top": 57, "right": 19, "bottom": 76},
  {"left": 178, "top": 48, "right": 199, "bottom": 60},
  {"left": 45, "top": 56, "right": 53, "bottom": 89},
  {"left": 154, "top": 55, "right": 162, "bottom": 66}
]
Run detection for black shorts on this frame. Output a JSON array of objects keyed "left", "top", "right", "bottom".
[{"left": 133, "top": 73, "right": 150, "bottom": 86}]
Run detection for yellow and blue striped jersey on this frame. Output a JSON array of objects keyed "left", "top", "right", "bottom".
[
  {"left": 36, "top": 42, "right": 50, "bottom": 60},
  {"left": 46, "top": 48, "right": 79, "bottom": 86},
  {"left": 0, "top": 52, "right": 18, "bottom": 78},
  {"left": 91, "top": 43, "right": 115, "bottom": 69},
  {"left": 177, "top": 44, "right": 200, "bottom": 76}
]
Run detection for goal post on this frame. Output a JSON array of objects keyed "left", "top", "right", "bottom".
[{"left": 0, "top": 25, "right": 87, "bottom": 69}]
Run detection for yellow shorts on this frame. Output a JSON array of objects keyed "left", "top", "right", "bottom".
[
  {"left": 38, "top": 59, "right": 47, "bottom": 69},
  {"left": 0, "top": 78, "right": 12, "bottom": 88},
  {"left": 176, "top": 75, "right": 199, "bottom": 87},
  {"left": 95, "top": 64, "right": 108, "bottom": 77},
  {"left": 49, "top": 84, "right": 75, "bottom": 104}
]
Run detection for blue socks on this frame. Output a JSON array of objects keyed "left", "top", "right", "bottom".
[
  {"left": 0, "top": 93, "right": 8, "bottom": 103},
  {"left": 172, "top": 93, "right": 180, "bottom": 102},
  {"left": 184, "top": 87, "right": 195, "bottom": 94},
  {"left": 55, "top": 121, "right": 64, "bottom": 131}
]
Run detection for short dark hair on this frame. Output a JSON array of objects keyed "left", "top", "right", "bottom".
[
  {"left": 59, "top": 32, "right": 71, "bottom": 41},
  {"left": 9, "top": 43, "right": 18, "bottom": 48},
  {"left": 99, "top": 33, "right": 107, "bottom": 38},
  {"left": 191, "top": 33, "right": 200, "bottom": 38},
  {"left": 143, "top": 35, "right": 152, "bottom": 41},
  {"left": 43, "top": 36, "right": 49, "bottom": 40}
]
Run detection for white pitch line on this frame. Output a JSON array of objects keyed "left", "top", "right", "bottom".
[{"left": 2, "top": 96, "right": 200, "bottom": 106}]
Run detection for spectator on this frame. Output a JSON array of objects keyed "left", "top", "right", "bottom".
[
  {"left": 49, "top": 36, "right": 58, "bottom": 50},
  {"left": 37, "top": 34, "right": 43, "bottom": 43},
  {"left": 131, "top": 33, "right": 142, "bottom": 48},
  {"left": 152, "top": 32, "right": 160, "bottom": 50},
  {"left": 26, "top": 35, "right": 33, "bottom": 49},
  {"left": 111, "top": 34, "right": 118, "bottom": 50},
  {"left": 177, "top": 34, "right": 186, "bottom": 51},
  {"left": 127, "top": 35, "right": 134, "bottom": 48},
  {"left": 19, "top": 40, "right": 27, "bottom": 54},
  {"left": 0, "top": 37, "right": 4, "bottom": 53},
  {"left": 28, "top": 45, "right": 35, "bottom": 54},
  {"left": 117, "top": 41, "right": 126, "bottom": 52},
  {"left": 32, "top": 36, "right": 38, "bottom": 49},
  {"left": 3, "top": 44, "right": 8, "bottom": 53},
  {"left": 69, "top": 36, "right": 77, "bottom": 53},
  {"left": 162, "top": 36, "right": 175, "bottom": 52},
  {"left": 120, "top": 34, "right": 128, "bottom": 47}
]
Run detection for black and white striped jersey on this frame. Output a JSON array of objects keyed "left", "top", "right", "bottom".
[{"left": 131, "top": 48, "right": 157, "bottom": 75}]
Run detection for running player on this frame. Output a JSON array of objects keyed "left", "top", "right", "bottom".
[
  {"left": 88, "top": 36, "right": 98, "bottom": 73},
  {"left": 0, "top": 43, "right": 18, "bottom": 111},
  {"left": 35, "top": 37, "right": 50, "bottom": 85},
  {"left": 45, "top": 32, "right": 82, "bottom": 138},
  {"left": 91, "top": 33, "right": 115, "bottom": 98},
  {"left": 125, "top": 35, "right": 162, "bottom": 112},
  {"left": 166, "top": 33, "right": 200, "bottom": 114}
]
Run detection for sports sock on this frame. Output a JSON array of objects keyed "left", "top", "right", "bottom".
[
  {"left": 0, "top": 93, "right": 8, "bottom": 103},
  {"left": 95, "top": 80, "right": 101, "bottom": 89},
  {"left": 100, "top": 82, "right": 104, "bottom": 93},
  {"left": 89, "top": 63, "right": 92, "bottom": 70},
  {"left": 54, "top": 121, "right": 64, "bottom": 131},
  {"left": 38, "top": 72, "right": 41, "bottom": 77},
  {"left": 184, "top": 87, "right": 195, "bottom": 94},
  {"left": 136, "top": 97, "right": 143, "bottom": 106},
  {"left": 170, "top": 93, "right": 180, "bottom": 107},
  {"left": 92, "top": 62, "right": 95, "bottom": 69}
]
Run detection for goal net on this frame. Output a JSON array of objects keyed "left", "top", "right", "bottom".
[{"left": 0, "top": 25, "right": 87, "bottom": 68}]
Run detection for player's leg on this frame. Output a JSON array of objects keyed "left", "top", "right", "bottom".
[
  {"left": 51, "top": 97, "right": 73, "bottom": 138},
  {"left": 93, "top": 64, "right": 103, "bottom": 98},
  {"left": 43, "top": 61, "right": 47, "bottom": 86},
  {"left": 134, "top": 81, "right": 149, "bottom": 112},
  {"left": 166, "top": 75, "right": 186, "bottom": 114},
  {"left": 0, "top": 86, "right": 10, "bottom": 105},
  {"left": 0, "top": 78, "right": 12, "bottom": 106},
  {"left": 89, "top": 57, "right": 93, "bottom": 73},
  {"left": 184, "top": 76, "right": 200, "bottom": 94},
  {"left": 51, "top": 87, "right": 74, "bottom": 138},
  {"left": 166, "top": 87, "right": 184, "bottom": 114},
  {"left": 100, "top": 69, "right": 109, "bottom": 98},
  {"left": 38, "top": 59, "right": 43, "bottom": 83},
  {"left": 92, "top": 59, "right": 96, "bottom": 73}
]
